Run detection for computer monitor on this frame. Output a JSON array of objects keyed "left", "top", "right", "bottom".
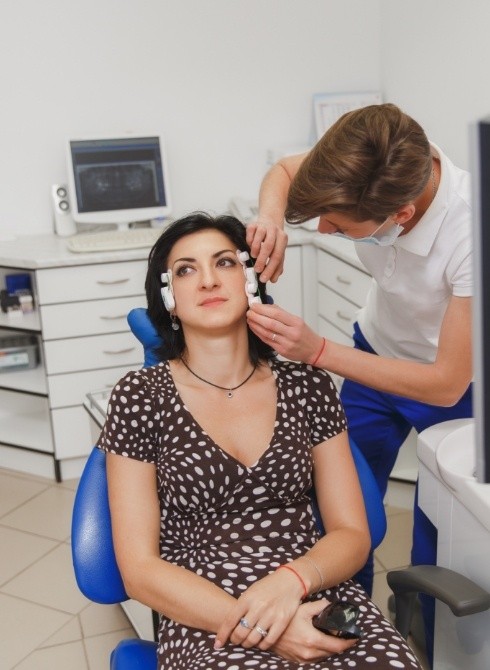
[
  {"left": 472, "top": 114, "right": 490, "bottom": 484},
  {"left": 66, "top": 134, "right": 171, "bottom": 228}
]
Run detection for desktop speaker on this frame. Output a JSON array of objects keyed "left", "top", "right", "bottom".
[{"left": 52, "top": 184, "right": 77, "bottom": 237}]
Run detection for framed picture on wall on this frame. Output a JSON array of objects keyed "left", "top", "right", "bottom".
[{"left": 313, "top": 91, "right": 382, "bottom": 140}]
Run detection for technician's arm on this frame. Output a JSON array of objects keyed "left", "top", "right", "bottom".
[
  {"left": 106, "top": 452, "right": 236, "bottom": 632},
  {"left": 247, "top": 295, "right": 472, "bottom": 406},
  {"left": 246, "top": 152, "right": 308, "bottom": 283}
]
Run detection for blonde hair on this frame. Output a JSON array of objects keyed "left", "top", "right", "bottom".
[{"left": 286, "top": 103, "right": 432, "bottom": 224}]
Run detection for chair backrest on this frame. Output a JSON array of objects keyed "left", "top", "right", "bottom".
[{"left": 72, "top": 446, "right": 128, "bottom": 603}]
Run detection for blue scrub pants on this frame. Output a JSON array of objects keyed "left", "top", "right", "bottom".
[{"left": 340, "top": 323, "right": 473, "bottom": 667}]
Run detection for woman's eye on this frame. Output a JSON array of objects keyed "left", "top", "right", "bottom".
[
  {"left": 217, "top": 257, "right": 237, "bottom": 268},
  {"left": 175, "top": 265, "right": 194, "bottom": 277}
]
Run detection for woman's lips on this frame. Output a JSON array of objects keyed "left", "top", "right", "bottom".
[{"left": 200, "top": 297, "right": 226, "bottom": 307}]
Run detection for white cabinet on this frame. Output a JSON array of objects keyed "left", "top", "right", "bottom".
[
  {"left": 37, "top": 260, "right": 145, "bottom": 476},
  {"left": 315, "top": 239, "right": 418, "bottom": 483},
  {"left": 266, "top": 245, "right": 303, "bottom": 317},
  {"left": 0, "top": 236, "right": 148, "bottom": 480},
  {"left": 316, "top": 245, "right": 371, "bottom": 344}
]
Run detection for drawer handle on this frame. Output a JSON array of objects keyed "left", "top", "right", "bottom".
[
  {"left": 103, "top": 347, "right": 136, "bottom": 355},
  {"left": 336, "top": 310, "right": 352, "bottom": 321},
  {"left": 96, "top": 278, "right": 130, "bottom": 285},
  {"left": 99, "top": 314, "right": 127, "bottom": 320},
  {"left": 336, "top": 275, "right": 351, "bottom": 285}
]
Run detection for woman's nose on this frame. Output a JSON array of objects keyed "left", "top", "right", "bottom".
[{"left": 200, "top": 267, "right": 220, "bottom": 288}]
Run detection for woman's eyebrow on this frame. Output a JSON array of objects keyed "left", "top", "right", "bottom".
[{"left": 171, "top": 249, "right": 236, "bottom": 266}]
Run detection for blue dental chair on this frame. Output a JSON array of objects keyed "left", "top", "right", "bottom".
[{"left": 71, "top": 308, "right": 388, "bottom": 670}]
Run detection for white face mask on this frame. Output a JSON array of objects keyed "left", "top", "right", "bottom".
[{"left": 333, "top": 220, "right": 403, "bottom": 247}]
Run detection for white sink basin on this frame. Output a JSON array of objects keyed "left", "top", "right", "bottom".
[
  {"left": 427, "top": 419, "right": 490, "bottom": 533},
  {"left": 436, "top": 422, "right": 476, "bottom": 491}
]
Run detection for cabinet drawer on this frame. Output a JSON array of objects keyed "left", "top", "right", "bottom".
[
  {"left": 48, "top": 364, "right": 139, "bottom": 408},
  {"left": 36, "top": 260, "right": 147, "bottom": 305},
  {"left": 44, "top": 332, "right": 140, "bottom": 375},
  {"left": 40, "top": 296, "right": 139, "bottom": 340},
  {"left": 51, "top": 405, "right": 94, "bottom": 459},
  {"left": 318, "top": 284, "right": 359, "bottom": 336},
  {"left": 318, "top": 315, "right": 354, "bottom": 347},
  {"left": 317, "top": 250, "right": 371, "bottom": 307},
  {"left": 0, "top": 389, "right": 53, "bottom": 453}
]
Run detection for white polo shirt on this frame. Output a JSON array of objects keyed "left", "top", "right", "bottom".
[{"left": 355, "top": 143, "right": 472, "bottom": 364}]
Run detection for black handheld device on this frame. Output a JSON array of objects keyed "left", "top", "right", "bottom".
[{"left": 312, "top": 600, "right": 363, "bottom": 640}]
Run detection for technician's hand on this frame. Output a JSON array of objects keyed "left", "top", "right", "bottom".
[
  {"left": 271, "top": 600, "right": 358, "bottom": 663},
  {"left": 247, "top": 303, "right": 324, "bottom": 365},
  {"left": 214, "top": 567, "right": 303, "bottom": 652},
  {"left": 246, "top": 218, "right": 288, "bottom": 283}
]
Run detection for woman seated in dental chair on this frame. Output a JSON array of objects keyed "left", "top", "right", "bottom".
[{"left": 97, "top": 212, "right": 421, "bottom": 669}]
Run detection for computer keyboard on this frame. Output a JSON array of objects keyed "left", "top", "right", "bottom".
[{"left": 66, "top": 227, "right": 165, "bottom": 253}]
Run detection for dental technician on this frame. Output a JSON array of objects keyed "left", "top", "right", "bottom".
[{"left": 245, "top": 103, "right": 473, "bottom": 666}]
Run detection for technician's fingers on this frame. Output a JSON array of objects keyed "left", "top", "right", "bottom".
[{"left": 246, "top": 224, "right": 288, "bottom": 282}]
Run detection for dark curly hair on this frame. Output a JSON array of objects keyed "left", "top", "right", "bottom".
[{"left": 145, "top": 211, "right": 275, "bottom": 365}]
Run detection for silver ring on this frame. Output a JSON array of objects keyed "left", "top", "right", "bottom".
[
  {"left": 272, "top": 333, "right": 277, "bottom": 342},
  {"left": 255, "top": 625, "right": 268, "bottom": 638},
  {"left": 240, "top": 617, "right": 251, "bottom": 629}
]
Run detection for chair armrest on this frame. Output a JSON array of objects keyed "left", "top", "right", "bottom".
[{"left": 387, "top": 565, "right": 490, "bottom": 638}]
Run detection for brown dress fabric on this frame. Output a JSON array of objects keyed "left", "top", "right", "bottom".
[{"left": 98, "top": 359, "right": 421, "bottom": 670}]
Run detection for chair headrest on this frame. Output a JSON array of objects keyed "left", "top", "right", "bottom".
[{"left": 127, "top": 308, "right": 162, "bottom": 367}]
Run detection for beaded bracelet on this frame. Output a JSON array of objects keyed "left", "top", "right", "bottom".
[
  {"left": 276, "top": 564, "right": 308, "bottom": 599},
  {"left": 310, "top": 337, "right": 326, "bottom": 367}
]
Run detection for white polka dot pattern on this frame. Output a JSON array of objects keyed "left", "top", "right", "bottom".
[{"left": 98, "top": 359, "right": 421, "bottom": 669}]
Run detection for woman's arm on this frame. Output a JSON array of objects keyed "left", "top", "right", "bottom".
[
  {"left": 261, "top": 430, "right": 370, "bottom": 662},
  {"left": 296, "top": 430, "right": 371, "bottom": 588},
  {"left": 247, "top": 295, "right": 472, "bottom": 406},
  {"left": 246, "top": 152, "right": 307, "bottom": 283},
  {"left": 107, "top": 452, "right": 236, "bottom": 632}
]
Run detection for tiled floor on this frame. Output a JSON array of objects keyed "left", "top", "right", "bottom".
[{"left": 0, "top": 466, "right": 429, "bottom": 669}]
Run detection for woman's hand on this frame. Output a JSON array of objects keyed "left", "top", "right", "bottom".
[
  {"left": 270, "top": 600, "right": 359, "bottom": 663},
  {"left": 246, "top": 218, "right": 288, "bottom": 283},
  {"left": 214, "top": 567, "right": 304, "bottom": 651},
  {"left": 247, "top": 302, "right": 324, "bottom": 364}
]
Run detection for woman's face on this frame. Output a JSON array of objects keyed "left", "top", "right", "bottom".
[{"left": 166, "top": 228, "right": 248, "bottom": 332}]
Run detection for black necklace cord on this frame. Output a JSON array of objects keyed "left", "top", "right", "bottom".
[{"left": 179, "top": 357, "right": 257, "bottom": 398}]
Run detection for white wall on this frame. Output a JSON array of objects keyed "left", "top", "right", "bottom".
[
  {"left": 0, "top": 0, "right": 380, "bottom": 237},
  {"left": 380, "top": 0, "right": 490, "bottom": 170}
]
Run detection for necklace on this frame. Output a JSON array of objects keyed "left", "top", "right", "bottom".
[{"left": 180, "top": 357, "right": 257, "bottom": 398}]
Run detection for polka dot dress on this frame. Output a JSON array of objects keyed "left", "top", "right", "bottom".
[{"left": 98, "top": 359, "right": 421, "bottom": 670}]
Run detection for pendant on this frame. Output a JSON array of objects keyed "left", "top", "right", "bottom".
[{"left": 227, "top": 390, "right": 233, "bottom": 398}]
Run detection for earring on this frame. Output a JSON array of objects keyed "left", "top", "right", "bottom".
[{"left": 171, "top": 314, "right": 180, "bottom": 331}]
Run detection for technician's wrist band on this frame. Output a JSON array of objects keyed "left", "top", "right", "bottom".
[{"left": 311, "top": 337, "right": 326, "bottom": 367}]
